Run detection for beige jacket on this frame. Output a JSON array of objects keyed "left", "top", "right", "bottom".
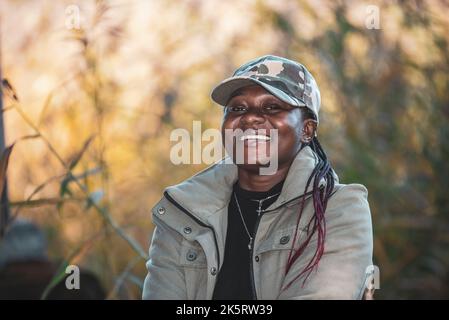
[{"left": 142, "top": 146, "right": 373, "bottom": 300}]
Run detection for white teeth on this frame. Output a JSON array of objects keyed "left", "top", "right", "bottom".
[{"left": 240, "top": 135, "right": 271, "bottom": 141}]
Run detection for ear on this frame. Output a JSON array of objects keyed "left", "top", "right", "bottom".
[{"left": 301, "top": 119, "right": 317, "bottom": 143}]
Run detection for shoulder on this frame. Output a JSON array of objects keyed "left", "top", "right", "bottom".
[
  {"left": 328, "top": 183, "right": 370, "bottom": 217},
  {"left": 331, "top": 183, "right": 369, "bottom": 202},
  {"left": 325, "top": 183, "right": 373, "bottom": 241}
]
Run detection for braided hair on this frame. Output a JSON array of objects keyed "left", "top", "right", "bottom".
[{"left": 282, "top": 107, "right": 336, "bottom": 291}]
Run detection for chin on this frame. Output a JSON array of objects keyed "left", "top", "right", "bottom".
[{"left": 235, "top": 155, "right": 275, "bottom": 172}]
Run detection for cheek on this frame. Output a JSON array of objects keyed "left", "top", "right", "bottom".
[
  {"left": 272, "top": 114, "right": 302, "bottom": 156},
  {"left": 221, "top": 113, "right": 241, "bottom": 130},
  {"left": 221, "top": 116, "right": 232, "bottom": 131},
  {"left": 221, "top": 116, "right": 238, "bottom": 145},
  {"left": 273, "top": 114, "right": 302, "bottom": 142}
]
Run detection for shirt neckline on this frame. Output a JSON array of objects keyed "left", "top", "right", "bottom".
[{"left": 234, "top": 179, "right": 285, "bottom": 200}]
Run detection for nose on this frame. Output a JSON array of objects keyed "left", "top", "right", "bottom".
[{"left": 240, "top": 108, "right": 265, "bottom": 128}]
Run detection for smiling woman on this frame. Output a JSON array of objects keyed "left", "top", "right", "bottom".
[{"left": 142, "top": 55, "right": 374, "bottom": 300}]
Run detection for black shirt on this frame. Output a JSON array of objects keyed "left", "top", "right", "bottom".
[{"left": 212, "top": 180, "right": 284, "bottom": 300}]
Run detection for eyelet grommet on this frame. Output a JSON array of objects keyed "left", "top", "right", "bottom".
[
  {"left": 186, "top": 250, "right": 197, "bottom": 262},
  {"left": 183, "top": 227, "right": 192, "bottom": 234},
  {"left": 280, "top": 235, "right": 290, "bottom": 245}
]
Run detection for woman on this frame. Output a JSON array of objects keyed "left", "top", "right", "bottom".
[{"left": 142, "top": 55, "right": 373, "bottom": 300}]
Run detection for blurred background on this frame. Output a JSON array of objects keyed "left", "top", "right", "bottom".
[{"left": 0, "top": 0, "right": 448, "bottom": 299}]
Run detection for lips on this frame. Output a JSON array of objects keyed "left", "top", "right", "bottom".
[
  {"left": 239, "top": 134, "right": 271, "bottom": 153},
  {"left": 225, "top": 130, "right": 275, "bottom": 166}
]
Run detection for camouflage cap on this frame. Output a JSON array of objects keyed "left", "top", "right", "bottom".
[{"left": 211, "top": 55, "right": 321, "bottom": 123}]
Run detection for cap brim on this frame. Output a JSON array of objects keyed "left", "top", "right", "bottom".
[{"left": 210, "top": 76, "right": 306, "bottom": 107}]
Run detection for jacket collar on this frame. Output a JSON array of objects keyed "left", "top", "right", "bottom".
[{"left": 165, "top": 145, "right": 339, "bottom": 224}]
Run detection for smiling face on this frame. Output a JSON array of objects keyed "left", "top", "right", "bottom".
[{"left": 221, "top": 85, "right": 316, "bottom": 173}]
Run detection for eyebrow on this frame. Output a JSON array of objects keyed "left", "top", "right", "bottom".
[
  {"left": 227, "top": 89, "right": 245, "bottom": 103},
  {"left": 227, "top": 91, "right": 288, "bottom": 107}
]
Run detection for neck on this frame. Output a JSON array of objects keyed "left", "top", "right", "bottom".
[{"left": 237, "top": 162, "right": 291, "bottom": 192}]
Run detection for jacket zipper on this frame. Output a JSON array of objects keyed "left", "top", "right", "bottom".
[{"left": 163, "top": 191, "right": 221, "bottom": 270}]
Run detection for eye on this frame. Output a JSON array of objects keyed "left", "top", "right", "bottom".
[
  {"left": 263, "top": 104, "right": 283, "bottom": 113},
  {"left": 227, "top": 105, "right": 247, "bottom": 113}
]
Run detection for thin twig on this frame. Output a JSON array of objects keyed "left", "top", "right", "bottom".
[
  {"left": 106, "top": 256, "right": 142, "bottom": 299},
  {"left": 40, "top": 225, "right": 110, "bottom": 300},
  {"left": 9, "top": 197, "right": 85, "bottom": 207}
]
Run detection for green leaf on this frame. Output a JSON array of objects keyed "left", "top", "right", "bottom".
[
  {"left": 68, "top": 135, "right": 95, "bottom": 170},
  {"left": 59, "top": 166, "right": 102, "bottom": 199},
  {"left": 40, "top": 261, "right": 69, "bottom": 300}
]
